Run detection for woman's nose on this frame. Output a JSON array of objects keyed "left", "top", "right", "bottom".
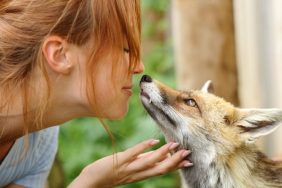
[{"left": 134, "top": 61, "right": 145, "bottom": 74}]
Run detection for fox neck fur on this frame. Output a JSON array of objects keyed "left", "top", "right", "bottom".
[{"left": 180, "top": 145, "right": 282, "bottom": 188}]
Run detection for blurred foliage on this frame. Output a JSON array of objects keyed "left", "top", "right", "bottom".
[{"left": 58, "top": 0, "right": 180, "bottom": 187}]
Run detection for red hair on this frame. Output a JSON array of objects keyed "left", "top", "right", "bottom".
[{"left": 0, "top": 0, "right": 141, "bottom": 132}]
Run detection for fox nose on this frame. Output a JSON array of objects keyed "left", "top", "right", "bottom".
[{"left": 140, "top": 75, "right": 152, "bottom": 83}]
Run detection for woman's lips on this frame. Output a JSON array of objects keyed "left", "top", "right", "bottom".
[{"left": 122, "top": 86, "right": 132, "bottom": 96}]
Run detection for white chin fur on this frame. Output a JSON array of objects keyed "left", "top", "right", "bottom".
[{"left": 140, "top": 95, "right": 152, "bottom": 105}]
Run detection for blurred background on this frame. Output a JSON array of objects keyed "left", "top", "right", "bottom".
[{"left": 48, "top": 0, "right": 282, "bottom": 187}]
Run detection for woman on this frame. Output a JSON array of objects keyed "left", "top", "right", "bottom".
[{"left": 0, "top": 0, "right": 192, "bottom": 187}]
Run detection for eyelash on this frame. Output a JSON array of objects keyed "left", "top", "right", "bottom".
[{"left": 123, "top": 48, "right": 130, "bottom": 53}]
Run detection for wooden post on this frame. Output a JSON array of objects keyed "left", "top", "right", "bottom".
[
  {"left": 234, "top": 0, "right": 282, "bottom": 157},
  {"left": 172, "top": 0, "right": 239, "bottom": 106}
]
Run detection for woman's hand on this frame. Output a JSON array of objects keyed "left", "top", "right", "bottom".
[{"left": 68, "top": 139, "right": 192, "bottom": 188}]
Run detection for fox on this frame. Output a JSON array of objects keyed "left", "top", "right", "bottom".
[{"left": 139, "top": 74, "right": 282, "bottom": 188}]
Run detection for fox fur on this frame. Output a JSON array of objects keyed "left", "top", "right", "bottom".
[{"left": 140, "top": 75, "right": 282, "bottom": 188}]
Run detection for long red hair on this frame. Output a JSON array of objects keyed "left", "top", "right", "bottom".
[{"left": 0, "top": 0, "right": 141, "bottom": 132}]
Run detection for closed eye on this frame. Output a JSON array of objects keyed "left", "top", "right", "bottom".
[
  {"left": 123, "top": 48, "right": 130, "bottom": 53},
  {"left": 184, "top": 98, "right": 198, "bottom": 108}
]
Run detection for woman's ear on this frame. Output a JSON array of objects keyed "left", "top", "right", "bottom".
[{"left": 42, "top": 36, "right": 73, "bottom": 74}]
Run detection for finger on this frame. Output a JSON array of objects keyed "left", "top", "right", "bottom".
[
  {"left": 158, "top": 149, "right": 192, "bottom": 170},
  {"left": 136, "top": 142, "right": 175, "bottom": 160},
  {"left": 128, "top": 150, "right": 192, "bottom": 182},
  {"left": 120, "top": 139, "right": 160, "bottom": 162},
  {"left": 177, "top": 160, "right": 193, "bottom": 168},
  {"left": 135, "top": 151, "right": 168, "bottom": 164},
  {"left": 128, "top": 142, "right": 179, "bottom": 171},
  {"left": 136, "top": 151, "right": 154, "bottom": 159}
]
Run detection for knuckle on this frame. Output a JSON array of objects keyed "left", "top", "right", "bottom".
[
  {"left": 158, "top": 147, "right": 170, "bottom": 154},
  {"left": 156, "top": 166, "right": 170, "bottom": 175},
  {"left": 143, "top": 160, "right": 154, "bottom": 169},
  {"left": 176, "top": 150, "right": 187, "bottom": 159},
  {"left": 141, "top": 140, "right": 149, "bottom": 146},
  {"left": 134, "top": 141, "right": 148, "bottom": 151},
  {"left": 169, "top": 154, "right": 181, "bottom": 162},
  {"left": 151, "top": 152, "right": 162, "bottom": 160},
  {"left": 156, "top": 147, "right": 170, "bottom": 156}
]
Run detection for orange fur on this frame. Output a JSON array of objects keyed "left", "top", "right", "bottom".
[{"left": 140, "top": 75, "right": 282, "bottom": 188}]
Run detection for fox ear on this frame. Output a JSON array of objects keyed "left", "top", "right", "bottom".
[
  {"left": 201, "top": 80, "right": 214, "bottom": 93},
  {"left": 235, "top": 108, "right": 282, "bottom": 143}
]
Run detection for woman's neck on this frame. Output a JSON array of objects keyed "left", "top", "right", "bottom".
[
  {"left": 0, "top": 90, "right": 92, "bottom": 144},
  {"left": 0, "top": 67, "right": 94, "bottom": 143}
]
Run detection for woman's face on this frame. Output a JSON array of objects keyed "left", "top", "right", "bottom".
[
  {"left": 94, "top": 49, "right": 144, "bottom": 119},
  {"left": 74, "top": 41, "right": 144, "bottom": 120}
]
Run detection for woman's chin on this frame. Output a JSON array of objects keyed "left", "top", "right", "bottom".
[{"left": 107, "top": 106, "right": 129, "bottom": 120}]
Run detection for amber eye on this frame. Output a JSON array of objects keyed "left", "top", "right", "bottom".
[{"left": 184, "top": 98, "right": 197, "bottom": 107}]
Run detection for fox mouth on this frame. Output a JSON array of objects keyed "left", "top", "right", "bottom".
[
  {"left": 139, "top": 75, "right": 189, "bottom": 152},
  {"left": 141, "top": 98, "right": 184, "bottom": 152},
  {"left": 140, "top": 89, "right": 152, "bottom": 103},
  {"left": 141, "top": 90, "right": 188, "bottom": 153},
  {"left": 140, "top": 87, "right": 177, "bottom": 129},
  {"left": 139, "top": 75, "right": 178, "bottom": 128}
]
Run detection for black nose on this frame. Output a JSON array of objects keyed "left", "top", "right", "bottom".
[{"left": 140, "top": 75, "right": 152, "bottom": 83}]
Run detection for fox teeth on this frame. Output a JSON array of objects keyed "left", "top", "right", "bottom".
[{"left": 149, "top": 98, "right": 152, "bottom": 103}]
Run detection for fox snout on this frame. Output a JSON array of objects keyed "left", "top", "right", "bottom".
[
  {"left": 140, "top": 75, "right": 177, "bottom": 126},
  {"left": 140, "top": 74, "right": 193, "bottom": 147},
  {"left": 140, "top": 75, "right": 161, "bottom": 106}
]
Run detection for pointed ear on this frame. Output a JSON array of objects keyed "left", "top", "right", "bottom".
[
  {"left": 201, "top": 80, "right": 214, "bottom": 93},
  {"left": 235, "top": 108, "right": 282, "bottom": 143}
]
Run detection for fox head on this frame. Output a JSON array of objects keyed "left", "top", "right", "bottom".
[{"left": 140, "top": 75, "right": 282, "bottom": 165}]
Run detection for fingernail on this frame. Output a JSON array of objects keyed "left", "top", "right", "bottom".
[
  {"left": 183, "top": 162, "right": 193, "bottom": 167},
  {"left": 182, "top": 150, "right": 191, "bottom": 157},
  {"left": 150, "top": 139, "right": 160, "bottom": 146},
  {"left": 169, "top": 142, "right": 179, "bottom": 150}
]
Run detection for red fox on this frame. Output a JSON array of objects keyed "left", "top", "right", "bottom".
[{"left": 139, "top": 75, "right": 282, "bottom": 188}]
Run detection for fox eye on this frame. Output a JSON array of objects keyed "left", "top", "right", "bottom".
[{"left": 184, "top": 98, "right": 197, "bottom": 107}]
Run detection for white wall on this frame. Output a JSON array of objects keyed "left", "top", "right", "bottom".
[{"left": 234, "top": 0, "right": 282, "bottom": 157}]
